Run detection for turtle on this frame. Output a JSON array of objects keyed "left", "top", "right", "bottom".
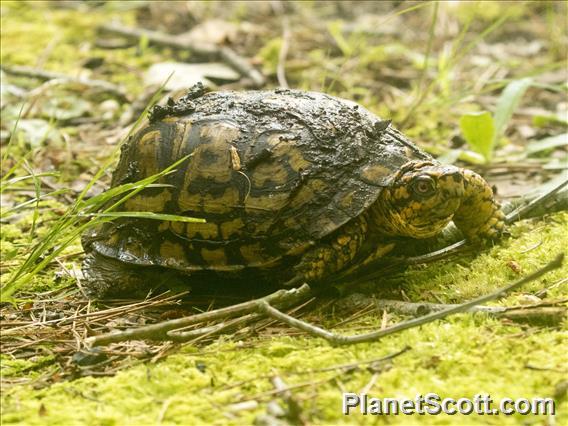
[{"left": 81, "top": 85, "right": 506, "bottom": 298}]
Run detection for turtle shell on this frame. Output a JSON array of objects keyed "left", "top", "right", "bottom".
[{"left": 83, "top": 89, "right": 432, "bottom": 273}]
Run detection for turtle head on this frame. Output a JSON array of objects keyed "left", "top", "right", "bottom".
[
  {"left": 371, "top": 161, "right": 464, "bottom": 238},
  {"left": 371, "top": 161, "right": 506, "bottom": 240}
]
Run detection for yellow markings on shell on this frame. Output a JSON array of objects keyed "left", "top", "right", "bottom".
[
  {"left": 313, "top": 216, "right": 339, "bottom": 237},
  {"left": 220, "top": 218, "right": 244, "bottom": 239},
  {"left": 268, "top": 134, "right": 311, "bottom": 172},
  {"left": 157, "top": 220, "right": 185, "bottom": 235},
  {"left": 288, "top": 178, "right": 327, "bottom": 208},
  {"left": 201, "top": 247, "right": 228, "bottom": 265},
  {"left": 161, "top": 117, "right": 182, "bottom": 124},
  {"left": 245, "top": 191, "right": 289, "bottom": 213},
  {"left": 169, "top": 220, "right": 186, "bottom": 235},
  {"left": 200, "top": 121, "right": 240, "bottom": 141},
  {"left": 239, "top": 242, "right": 265, "bottom": 264},
  {"left": 337, "top": 235, "right": 351, "bottom": 246},
  {"left": 286, "top": 147, "right": 310, "bottom": 172},
  {"left": 193, "top": 122, "right": 241, "bottom": 181},
  {"left": 360, "top": 164, "right": 392, "bottom": 184},
  {"left": 251, "top": 161, "right": 289, "bottom": 187},
  {"left": 179, "top": 188, "right": 241, "bottom": 214},
  {"left": 124, "top": 189, "right": 172, "bottom": 212},
  {"left": 338, "top": 192, "right": 355, "bottom": 211},
  {"left": 186, "top": 222, "right": 219, "bottom": 239},
  {"left": 250, "top": 134, "right": 309, "bottom": 188},
  {"left": 159, "top": 240, "right": 186, "bottom": 265},
  {"left": 136, "top": 130, "right": 162, "bottom": 176},
  {"left": 171, "top": 122, "right": 192, "bottom": 161},
  {"left": 177, "top": 121, "right": 241, "bottom": 212}
]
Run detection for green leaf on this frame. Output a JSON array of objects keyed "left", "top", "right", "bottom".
[
  {"left": 526, "top": 133, "right": 568, "bottom": 155},
  {"left": 459, "top": 111, "right": 495, "bottom": 163},
  {"left": 494, "top": 77, "right": 533, "bottom": 139}
]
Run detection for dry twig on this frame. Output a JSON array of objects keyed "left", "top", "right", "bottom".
[
  {"left": 257, "top": 253, "right": 564, "bottom": 345},
  {"left": 375, "top": 298, "right": 567, "bottom": 326},
  {"left": 87, "top": 284, "right": 312, "bottom": 346},
  {"left": 98, "top": 23, "right": 265, "bottom": 88},
  {"left": 0, "top": 65, "right": 129, "bottom": 102},
  {"left": 276, "top": 17, "right": 291, "bottom": 88}
]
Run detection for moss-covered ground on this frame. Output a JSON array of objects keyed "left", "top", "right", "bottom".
[
  {"left": 1, "top": 2, "right": 566, "bottom": 425},
  {"left": 2, "top": 213, "right": 567, "bottom": 425}
]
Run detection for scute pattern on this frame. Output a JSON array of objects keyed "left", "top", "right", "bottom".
[{"left": 84, "top": 89, "right": 433, "bottom": 271}]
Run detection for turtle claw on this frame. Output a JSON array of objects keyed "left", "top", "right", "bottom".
[
  {"left": 283, "top": 275, "right": 305, "bottom": 288},
  {"left": 465, "top": 211, "right": 508, "bottom": 244}
]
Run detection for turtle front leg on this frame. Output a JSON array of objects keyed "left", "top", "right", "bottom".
[
  {"left": 453, "top": 169, "right": 507, "bottom": 241},
  {"left": 291, "top": 215, "right": 370, "bottom": 284}
]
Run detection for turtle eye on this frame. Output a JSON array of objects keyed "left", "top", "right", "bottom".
[{"left": 412, "top": 176, "right": 436, "bottom": 196}]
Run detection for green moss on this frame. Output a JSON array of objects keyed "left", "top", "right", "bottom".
[
  {"left": 1, "top": 355, "right": 56, "bottom": 379},
  {"left": 399, "top": 213, "right": 568, "bottom": 303},
  {"left": 1, "top": 2, "right": 566, "bottom": 424},
  {"left": 2, "top": 213, "right": 566, "bottom": 425}
]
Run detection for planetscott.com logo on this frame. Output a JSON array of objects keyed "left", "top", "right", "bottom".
[{"left": 342, "top": 393, "right": 556, "bottom": 416}]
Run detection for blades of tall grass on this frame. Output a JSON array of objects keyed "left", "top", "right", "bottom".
[
  {"left": 0, "top": 172, "right": 59, "bottom": 192},
  {"left": 1, "top": 188, "right": 69, "bottom": 216},
  {"left": 493, "top": 77, "right": 533, "bottom": 140},
  {"left": 1, "top": 103, "right": 25, "bottom": 166},
  {"left": 86, "top": 212, "right": 206, "bottom": 223},
  {"left": 526, "top": 133, "right": 568, "bottom": 156},
  {"left": 22, "top": 161, "right": 42, "bottom": 243},
  {"left": 1, "top": 154, "right": 196, "bottom": 302},
  {"left": 0, "top": 77, "right": 194, "bottom": 301},
  {"left": 401, "top": 5, "right": 513, "bottom": 127}
]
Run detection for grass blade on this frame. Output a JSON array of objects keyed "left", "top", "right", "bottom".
[
  {"left": 526, "top": 133, "right": 568, "bottom": 155},
  {"left": 87, "top": 212, "right": 206, "bottom": 223},
  {"left": 493, "top": 77, "right": 533, "bottom": 139}
]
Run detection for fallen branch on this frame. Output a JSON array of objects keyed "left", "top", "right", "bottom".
[
  {"left": 374, "top": 299, "right": 508, "bottom": 316},
  {"left": 374, "top": 298, "right": 567, "bottom": 326},
  {"left": 505, "top": 178, "right": 568, "bottom": 224},
  {"left": 99, "top": 23, "right": 265, "bottom": 88},
  {"left": 0, "top": 64, "right": 129, "bottom": 102},
  {"left": 87, "top": 284, "right": 312, "bottom": 346},
  {"left": 257, "top": 253, "right": 564, "bottom": 345}
]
